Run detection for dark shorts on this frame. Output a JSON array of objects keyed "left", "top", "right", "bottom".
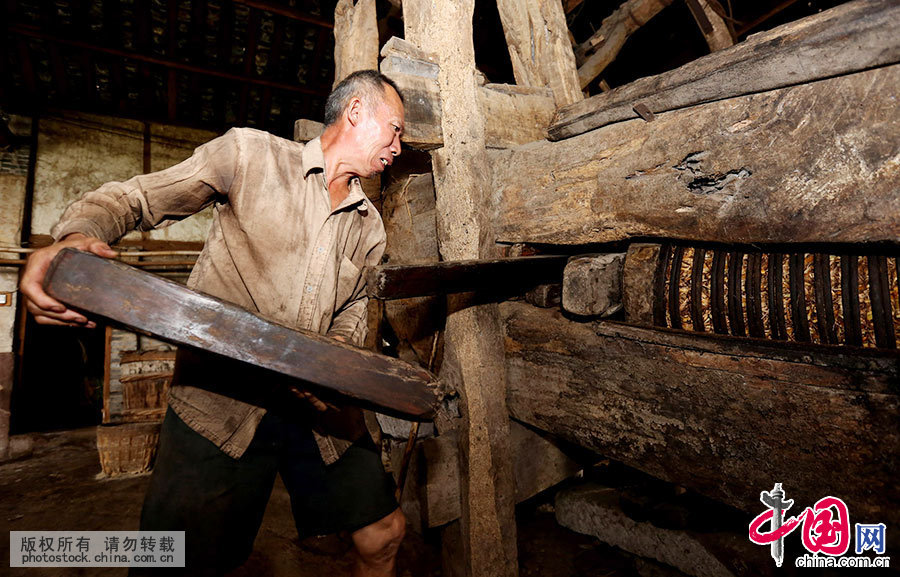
[{"left": 132, "top": 407, "right": 397, "bottom": 576}]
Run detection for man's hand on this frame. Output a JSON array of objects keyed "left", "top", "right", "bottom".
[{"left": 20, "top": 233, "right": 117, "bottom": 328}]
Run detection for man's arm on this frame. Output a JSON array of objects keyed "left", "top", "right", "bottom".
[
  {"left": 20, "top": 128, "right": 243, "bottom": 327},
  {"left": 327, "top": 235, "right": 387, "bottom": 347}
]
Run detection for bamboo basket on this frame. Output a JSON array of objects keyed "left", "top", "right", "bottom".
[
  {"left": 96, "top": 422, "right": 161, "bottom": 477},
  {"left": 121, "top": 372, "right": 171, "bottom": 411}
]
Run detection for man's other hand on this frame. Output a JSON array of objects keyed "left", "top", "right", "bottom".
[{"left": 20, "top": 233, "right": 117, "bottom": 328}]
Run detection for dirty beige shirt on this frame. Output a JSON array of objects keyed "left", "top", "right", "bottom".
[{"left": 52, "top": 127, "right": 386, "bottom": 463}]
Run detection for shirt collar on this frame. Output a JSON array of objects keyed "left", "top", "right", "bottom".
[
  {"left": 302, "top": 136, "right": 326, "bottom": 177},
  {"left": 305, "top": 136, "right": 369, "bottom": 213}
]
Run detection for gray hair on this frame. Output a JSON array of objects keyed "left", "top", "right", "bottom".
[{"left": 323, "top": 70, "right": 403, "bottom": 127}]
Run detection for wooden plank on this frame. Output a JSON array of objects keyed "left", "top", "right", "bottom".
[
  {"left": 44, "top": 249, "right": 442, "bottom": 420},
  {"left": 841, "top": 254, "right": 863, "bottom": 346},
  {"left": 574, "top": 0, "right": 674, "bottom": 89},
  {"left": 403, "top": 0, "right": 519, "bottom": 572},
  {"left": 552, "top": 0, "right": 900, "bottom": 140},
  {"left": 492, "top": 64, "right": 900, "bottom": 245},
  {"left": 502, "top": 300, "right": 900, "bottom": 533},
  {"left": 368, "top": 255, "right": 568, "bottom": 299},
  {"left": 381, "top": 46, "right": 556, "bottom": 150},
  {"left": 495, "top": 0, "right": 583, "bottom": 107}
]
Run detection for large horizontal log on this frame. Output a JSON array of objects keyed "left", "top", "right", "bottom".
[
  {"left": 491, "top": 64, "right": 900, "bottom": 245},
  {"left": 44, "top": 249, "right": 443, "bottom": 420},
  {"left": 367, "top": 255, "right": 568, "bottom": 299},
  {"left": 501, "top": 301, "right": 900, "bottom": 531},
  {"left": 552, "top": 0, "right": 900, "bottom": 139},
  {"left": 381, "top": 37, "right": 556, "bottom": 149}
]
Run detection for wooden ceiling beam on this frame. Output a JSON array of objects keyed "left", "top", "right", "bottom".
[
  {"left": 232, "top": 0, "right": 334, "bottom": 29},
  {"left": 7, "top": 24, "right": 330, "bottom": 97},
  {"left": 575, "top": 0, "right": 674, "bottom": 90}
]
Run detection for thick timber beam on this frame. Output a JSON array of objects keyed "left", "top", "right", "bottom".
[
  {"left": 554, "top": 0, "right": 900, "bottom": 139},
  {"left": 367, "top": 255, "right": 568, "bottom": 299},
  {"left": 501, "top": 301, "right": 900, "bottom": 537},
  {"left": 404, "top": 0, "right": 519, "bottom": 574},
  {"left": 492, "top": 64, "right": 900, "bottom": 246},
  {"left": 495, "top": 0, "right": 583, "bottom": 107}
]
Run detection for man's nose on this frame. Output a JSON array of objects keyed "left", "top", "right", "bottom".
[{"left": 390, "top": 135, "right": 402, "bottom": 157}]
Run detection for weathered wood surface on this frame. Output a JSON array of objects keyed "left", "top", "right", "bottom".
[
  {"left": 381, "top": 37, "right": 555, "bottom": 150},
  {"left": 574, "top": 0, "right": 674, "bottom": 89},
  {"left": 561, "top": 253, "right": 624, "bottom": 317},
  {"left": 332, "top": 0, "right": 378, "bottom": 87},
  {"left": 381, "top": 169, "right": 443, "bottom": 366},
  {"left": 495, "top": 0, "right": 583, "bottom": 107},
  {"left": 368, "top": 255, "right": 568, "bottom": 299},
  {"left": 44, "top": 249, "right": 442, "bottom": 420},
  {"left": 332, "top": 0, "right": 381, "bottom": 202},
  {"left": 622, "top": 243, "right": 661, "bottom": 325},
  {"left": 492, "top": 64, "right": 900, "bottom": 245},
  {"left": 553, "top": 0, "right": 900, "bottom": 139},
  {"left": 501, "top": 301, "right": 900, "bottom": 529},
  {"left": 415, "top": 420, "right": 585, "bottom": 529},
  {"left": 686, "top": 0, "right": 733, "bottom": 52},
  {"left": 405, "top": 0, "right": 520, "bottom": 572},
  {"left": 293, "top": 119, "right": 324, "bottom": 143}
]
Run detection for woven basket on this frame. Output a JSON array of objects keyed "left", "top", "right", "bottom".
[
  {"left": 120, "top": 372, "right": 171, "bottom": 411},
  {"left": 96, "top": 422, "right": 161, "bottom": 477}
]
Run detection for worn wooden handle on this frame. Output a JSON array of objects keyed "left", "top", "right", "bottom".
[{"left": 44, "top": 248, "right": 443, "bottom": 420}]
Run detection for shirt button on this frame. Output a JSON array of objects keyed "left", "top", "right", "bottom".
[
  {"left": 306, "top": 285, "right": 313, "bottom": 293},
  {"left": 317, "top": 247, "right": 325, "bottom": 254}
]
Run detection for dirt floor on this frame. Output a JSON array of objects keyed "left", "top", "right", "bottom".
[{"left": 0, "top": 427, "right": 657, "bottom": 577}]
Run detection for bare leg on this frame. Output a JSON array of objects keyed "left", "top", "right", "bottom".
[{"left": 350, "top": 508, "right": 406, "bottom": 577}]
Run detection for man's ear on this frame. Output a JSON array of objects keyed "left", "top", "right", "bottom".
[{"left": 346, "top": 97, "right": 363, "bottom": 127}]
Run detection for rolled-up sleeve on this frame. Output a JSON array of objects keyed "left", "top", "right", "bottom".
[{"left": 52, "top": 128, "right": 242, "bottom": 243}]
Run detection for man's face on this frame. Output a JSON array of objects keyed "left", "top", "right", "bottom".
[{"left": 351, "top": 86, "right": 405, "bottom": 178}]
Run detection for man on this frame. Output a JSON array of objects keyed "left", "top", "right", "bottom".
[{"left": 20, "top": 70, "right": 407, "bottom": 577}]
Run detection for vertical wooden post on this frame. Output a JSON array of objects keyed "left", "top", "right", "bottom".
[
  {"left": 404, "top": 1, "right": 519, "bottom": 575},
  {"left": 332, "top": 0, "right": 382, "bottom": 205},
  {"left": 333, "top": 0, "right": 379, "bottom": 85},
  {"left": 495, "top": 0, "right": 583, "bottom": 107}
]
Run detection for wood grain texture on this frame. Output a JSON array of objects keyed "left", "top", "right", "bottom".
[
  {"left": 495, "top": 0, "right": 583, "bottom": 107},
  {"left": 686, "top": 0, "right": 733, "bottom": 52},
  {"left": 44, "top": 249, "right": 442, "bottom": 420},
  {"left": 502, "top": 301, "right": 900, "bottom": 531},
  {"left": 405, "top": 0, "right": 519, "bottom": 572},
  {"left": 420, "top": 420, "right": 584, "bottom": 528},
  {"left": 574, "top": 0, "right": 674, "bottom": 89},
  {"left": 381, "top": 44, "right": 556, "bottom": 150},
  {"left": 332, "top": 0, "right": 378, "bottom": 86},
  {"left": 493, "top": 65, "right": 900, "bottom": 245},
  {"left": 554, "top": 0, "right": 900, "bottom": 139}
]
